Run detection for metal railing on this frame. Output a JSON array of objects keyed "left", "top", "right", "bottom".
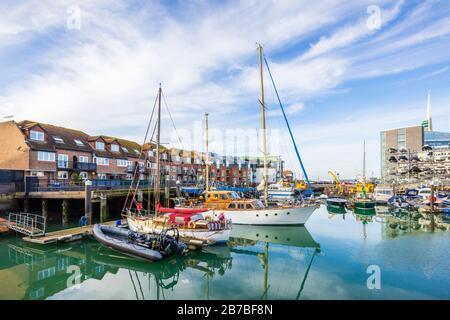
[
  {"left": 8, "top": 213, "right": 46, "bottom": 236},
  {"left": 27, "top": 179, "right": 196, "bottom": 193}
]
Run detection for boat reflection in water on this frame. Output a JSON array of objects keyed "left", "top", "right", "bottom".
[
  {"left": 229, "top": 225, "right": 320, "bottom": 300},
  {"left": 0, "top": 225, "right": 320, "bottom": 300},
  {"left": 327, "top": 204, "right": 348, "bottom": 221},
  {"left": 0, "top": 239, "right": 232, "bottom": 300},
  {"left": 353, "top": 207, "right": 376, "bottom": 239}
]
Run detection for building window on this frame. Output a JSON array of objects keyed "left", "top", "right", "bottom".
[
  {"left": 74, "top": 139, "right": 84, "bottom": 146},
  {"left": 30, "top": 130, "right": 44, "bottom": 141},
  {"left": 111, "top": 144, "right": 119, "bottom": 152},
  {"left": 58, "top": 154, "right": 68, "bottom": 168},
  {"left": 95, "top": 141, "right": 105, "bottom": 150},
  {"left": 95, "top": 157, "right": 109, "bottom": 166},
  {"left": 126, "top": 173, "right": 133, "bottom": 180},
  {"left": 38, "top": 151, "right": 55, "bottom": 162},
  {"left": 53, "top": 136, "right": 65, "bottom": 144},
  {"left": 397, "top": 128, "right": 406, "bottom": 149},
  {"left": 117, "top": 159, "right": 128, "bottom": 167},
  {"left": 79, "top": 156, "right": 89, "bottom": 163},
  {"left": 122, "top": 147, "right": 129, "bottom": 153},
  {"left": 58, "top": 171, "right": 69, "bottom": 179},
  {"left": 98, "top": 173, "right": 107, "bottom": 180}
]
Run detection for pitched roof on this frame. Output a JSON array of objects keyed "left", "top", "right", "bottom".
[
  {"left": 18, "top": 120, "right": 93, "bottom": 153},
  {"left": 93, "top": 135, "right": 143, "bottom": 159}
]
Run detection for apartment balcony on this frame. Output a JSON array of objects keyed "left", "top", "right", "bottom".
[{"left": 75, "top": 162, "right": 97, "bottom": 172}]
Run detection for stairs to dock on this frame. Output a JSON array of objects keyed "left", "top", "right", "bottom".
[{"left": 8, "top": 213, "right": 46, "bottom": 237}]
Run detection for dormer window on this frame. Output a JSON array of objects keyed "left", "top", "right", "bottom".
[
  {"left": 121, "top": 147, "right": 129, "bottom": 153},
  {"left": 134, "top": 149, "right": 140, "bottom": 155},
  {"left": 96, "top": 141, "right": 105, "bottom": 150},
  {"left": 111, "top": 144, "right": 119, "bottom": 152},
  {"left": 74, "top": 139, "right": 84, "bottom": 146},
  {"left": 30, "top": 130, "right": 44, "bottom": 141},
  {"left": 53, "top": 136, "right": 65, "bottom": 144}
]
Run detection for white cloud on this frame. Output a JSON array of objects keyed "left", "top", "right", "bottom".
[{"left": 1, "top": 1, "right": 450, "bottom": 179}]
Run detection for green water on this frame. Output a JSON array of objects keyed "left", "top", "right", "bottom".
[{"left": 0, "top": 205, "right": 449, "bottom": 300}]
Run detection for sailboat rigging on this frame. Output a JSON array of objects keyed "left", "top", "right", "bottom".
[
  {"left": 125, "top": 84, "right": 231, "bottom": 245},
  {"left": 201, "top": 44, "right": 319, "bottom": 225}
]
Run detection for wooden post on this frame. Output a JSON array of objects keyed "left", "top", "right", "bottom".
[
  {"left": 165, "top": 186, "right": 170, "bottom": 208},
  {"left": 85, "top": 180, "right": 92, "bottom": 225},
  {"left": 137, "top": 190, "right": 143, "bottom": 203},
  {"left": 62, "top": 199, "right": 69, "bottom": 226},
  {"left": 42, "top": 199, "right": 48, "bottom": 224},
  {"left": 23, "top": 199, "right": 30, "bottom": 213},
  {"left": 100, "top": 193, "right": 108, "bottom": 223}
]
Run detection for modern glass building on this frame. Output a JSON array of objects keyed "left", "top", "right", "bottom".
[{"left": 424, "top": 131, "right": 450, "bottom": 148}]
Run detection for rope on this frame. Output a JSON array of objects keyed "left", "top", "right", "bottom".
[
  {"left": 263, "top": 55, "right": 313, "bottom": 194},
  {"left": 161, "top": 89, "right": 184, "bottom": 149},
  {"left": 122, "top": 92, "right": 159, "bottom": 213}
]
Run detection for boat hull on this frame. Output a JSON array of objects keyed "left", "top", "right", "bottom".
[
  {"left": 326, "top": 198, "right": 347, "bottom": 208},
  {"left": 354, "top": 201, "right": 376, "bottom": 209},
  {"left": 127, "top": 216, "right": 231, "bottom": 244},
  {"left": 210, "top": 205, "right": 318, "bottom": 225},
  {"left": 92, "top": 224, "right": 163, "bottom": 261}
]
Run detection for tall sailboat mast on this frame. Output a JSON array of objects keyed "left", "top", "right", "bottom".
[
  {"left": 258, "top": 44, "right": 269, "bottom": 207},
  {"left": 205, "top": 112, "right": 210, "bottom": 192},
  {"left": 154, "top": 84, "right": 162, "bottom": 215},
  {"left": 363, "top": 140, "right": 366, "bottom": 184}
]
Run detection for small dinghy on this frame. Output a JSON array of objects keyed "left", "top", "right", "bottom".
[{"left": 93, "top": 224, "right": 188, "bottom": 261}]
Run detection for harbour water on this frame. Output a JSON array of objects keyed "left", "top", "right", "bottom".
[{"left": 0, "top": 205, "right": 449, "bottom": 300}]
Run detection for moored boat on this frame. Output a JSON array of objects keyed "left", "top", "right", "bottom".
[
  {"left": 92, "top": 224, "right": 188, "bottom": 261},
  {"left": 124, "top": 85, "right": 231, "bottom": 246},
  {"left": 204, "top": 190, "right": 318, "bottom": 225}
]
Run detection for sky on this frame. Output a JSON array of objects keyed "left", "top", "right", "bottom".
[{"left": 1, "top": 0, "right": 450, "bottom": 179}]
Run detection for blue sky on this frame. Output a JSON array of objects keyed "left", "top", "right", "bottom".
[{"left": 1, "top": 0, "right": 450, "bottom": 179}]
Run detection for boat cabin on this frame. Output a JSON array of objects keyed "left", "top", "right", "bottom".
[{"left": 204, "top": 191, "right": 264, "bottom": 210}]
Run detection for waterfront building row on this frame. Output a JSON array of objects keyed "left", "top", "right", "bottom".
[{"left": 0, "top": 120, "right": 284, "bottom": 188}]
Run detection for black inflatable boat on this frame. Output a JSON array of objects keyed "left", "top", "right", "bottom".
[{"left": 93, "top": 224, "right": 188, "bottom": 261}]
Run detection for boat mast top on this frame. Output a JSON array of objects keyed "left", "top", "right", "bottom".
[
  {"left": 258, "top": 44, "right": 269, "bottom": 207},
  {"left": 205, "top": 112, "right": 210, "bottom": 192},
  {"left": 154, "top": 83, "right": 162, "bottom": 214}
]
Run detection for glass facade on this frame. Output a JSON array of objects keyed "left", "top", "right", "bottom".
[{"left": 425, "top": 131, "right": 450, "bottom": 148}]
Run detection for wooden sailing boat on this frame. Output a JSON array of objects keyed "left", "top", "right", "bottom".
[
  {"left": 202, "top": 45, "right": 319, "bottom": 225},
  {"left": 125, "top": 85, "right": 231, "bottom": 245}
]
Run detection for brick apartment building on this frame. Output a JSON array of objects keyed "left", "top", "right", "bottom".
[{"left": 0, "top": 119, "right": 285, "bottom": 188}]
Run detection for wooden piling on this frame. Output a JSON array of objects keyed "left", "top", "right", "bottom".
[
  {"left": 62, "top": 199, "right": 69, "bottom": 226},
  {"left": 85, "top": 180, "right": 92, "bottom": 225},
  {"left": 42, "top": 199, "right": 48, "bottom": 226},
  {"left": 100, "top": 193, "right": 108, "bottom": 223},
  {"left": 165, "top": 186, "right": 170, "bottom": 208},
  {"left": 23, "top": 199, "right": 30, "bottom": 213}
]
